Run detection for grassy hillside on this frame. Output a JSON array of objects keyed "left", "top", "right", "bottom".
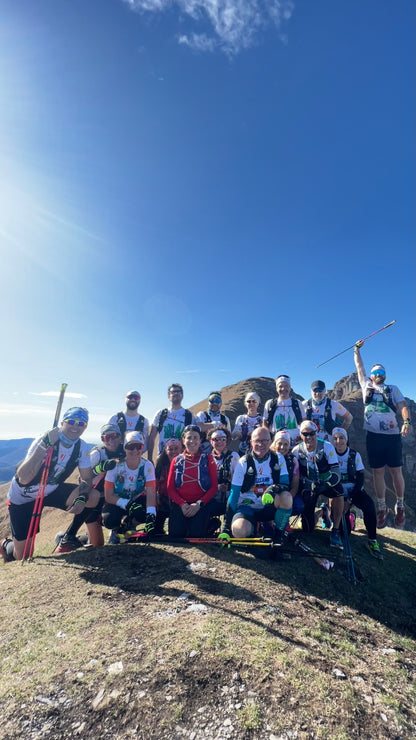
[{"left": 1, "top": 513, "right": 415, "bottom": 740}]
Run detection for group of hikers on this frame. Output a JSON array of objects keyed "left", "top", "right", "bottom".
[{"left": 1, "top": 339, "right": 411, "bottom": 563}]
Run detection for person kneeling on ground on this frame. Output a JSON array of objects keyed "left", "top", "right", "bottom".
[
  {"left": 220, "top": 427, "right": 292, "bottom": 545},
  {"left": 102, "top": 431, "right": 156, "bottom": 543},
  {"left": 2, "top": 407, "right": 97, "bottom": 562},
  {"left": 167, "top": 425, "right": 218, "bottom": 538},
  {"left": 292, "top": 420, "right": 344, "bottom": 549},
  {"left": 55, "top": 423, "right": 125, "bottom": 552},
  {"left": 332, "top": 427, "right": 382, "bottom": 560}
]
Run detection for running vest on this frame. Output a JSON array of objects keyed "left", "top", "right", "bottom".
[
  {"left": 174, "top": 453, "right": 211, "bottom": 493},
  {"left": 116, "top": 412, "right": 145, "bottom": 439},
  {"left": 296, "top": 440, "right": 332, "bottom": 480},
  {"left": 90, "top": 443, "right": 124, "bottom": 475},
  {"left": 241, "top": 451, "right": 281, "bottom": 494},
  {"left": 157, "top": 409, "right": 192, "bottom": 433},
  {"left": 364, "top": 385, "right": 397, "bottom": 413},
  {"left": 267, "top": 398, "right": 303, "bottom": 428},
  {"left": 304, "top": 397, "right": 337, "bottom": 435},
  {"left": 20, "top": 440, "right": 81, "bottom": 488},
  {"left": 285, "top": 453, "right": 295, "bottom": 486},
  {"left": 114, "top": 463, "right": 146, "bottom": 498},
  {"left": 216, "top": 450, "right": 234, "bottom": 488},
  {"left": 202, "top": 411, "right": 228, "bottom": 426},
  {"left": 340, "top": 448, "right": 358, "bottom": 483}
]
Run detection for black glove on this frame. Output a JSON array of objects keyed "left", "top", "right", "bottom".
[
  {"left": 126, "top": 498, "right": 144, "bottom": 519},
  {"left": 144, "top": 512, "right": 156, "bottom": 535}
]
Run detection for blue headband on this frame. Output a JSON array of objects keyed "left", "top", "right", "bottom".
[{"left": 62, "top": 407, "right": 89, "bottom": 424}]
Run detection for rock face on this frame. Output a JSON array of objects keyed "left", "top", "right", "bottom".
[{"left": 191, "top": 374, "right": 416, "bottom": 527}]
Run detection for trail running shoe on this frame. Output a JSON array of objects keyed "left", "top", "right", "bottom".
[
  {"left": 56, "top": 534, "right": 85, "bottom": 553},
  {"left": 366, "top": 540, "right": 383, "bottom": 560},
  {"left": 376, "top": 507, "right": 388, "bottom": 529},
  {"left": 1, "top": 538, "right": 14, "bottom": 563},
  {"left": 330, "top": 529, "right": 344, "bottom": 550},
  {"left": 108, "top": 529, "right": 120, "bottom": 545},
  {"left": 321, "top": 504, "right": 332, "bottom": 530},
  {"left": 394, "top": 506, "right": 405, "bottom": 529}
]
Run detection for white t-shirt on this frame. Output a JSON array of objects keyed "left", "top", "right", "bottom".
[
  {"left": 301, "top": 397, "right": 348, "bottom": 441},
  {"left": 232, "top": 414, "right": 262, "bottom": 437},
  {"left": 263, "top": 398, "right": 305, "bottom": 444},
  {"left": 360, "top": 379, "right": 404, "bottom": 435},
  {"left": 105, "top": 459, "right": 155, "bottom": 499},
  {"left": 152, "top": 408, "right": 196, "bottom": 453},
  {"left": 336, "top": 448, "right": 364, "bottom": 496},
  {"left": 108, "top": 412, "right": 149, "bottom": 451},
  {"left": 8, "top": 437, "right": 91, "bottom": 505},
  {"left": 231, "top": 453, "right": 289, "bottom": 510}
]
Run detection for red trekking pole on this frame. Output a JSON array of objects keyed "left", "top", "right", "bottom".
[{"left": 21, "top": 383, "right": 68, "bottom": 562}]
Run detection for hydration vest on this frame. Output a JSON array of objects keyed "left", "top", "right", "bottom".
[
  {"left": 285, "top": 453, "right": 296, "bottom": 486},
  {"left": 114, "top": 463, "right": 146, "bottom": 498},
  {"left": 340, "top": 448, "right": 358, "bottom": 483},
  {"left": 241, "top": 451, "right": 281, "bottom": 494},
  {"left": 20, "top": 440, "right": 82, "bottom": 489},
  {"left": 216, "top": 450, "right": 234, "bottom": 488},
  {"left": 90, "top": 443, "right": 124, "bottom": 476},
  {"left": 202, "top": 411, "right": 228, "bottom": 426},
  {"left": 174, "top": 453, "right": 211, "bottom": 493},
  {"left": 116, "top": 412, "right": 145, "bottom": 439},
  {"left": 364, "top": 385, "right": 397, "bottom": 413},
  {"left": 304, "top": 397, "right": 337, "bottom": 435},
  {"left": 267, "top": 398, "right": 303, "bottom": 428},
  {"left": 296, "top": 440, "right": 332, "bottom": 481},
  {"left": 157, "top": 409, "right": 192, "bottom": 433}
]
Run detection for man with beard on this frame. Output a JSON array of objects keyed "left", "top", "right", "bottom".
[
  {"left": 353, "top": 340, "right": 411, "bottom": 528},
  {"left": 108, "top": 390, "right": 149, "bottom": 452},
  {"left": 147, "top": 383, "right": 196, "bottom": 463}
]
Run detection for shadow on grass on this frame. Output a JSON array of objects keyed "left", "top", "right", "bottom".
[{"left": 42, "top": 525, "right": 416, "bottom": 638}]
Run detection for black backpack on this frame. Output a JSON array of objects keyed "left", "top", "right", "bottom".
[
  {"left": 364, "top": 385, "right": 397, "bottom": 413},
  {"left": 304, "top": 397, "right": 337, "bottom": 435},
  {"left": 241, "top": 451, "right": 281, "bottom": 493},
  {"left": 116, "top": 412, "right": 145, "bottom": 439}
]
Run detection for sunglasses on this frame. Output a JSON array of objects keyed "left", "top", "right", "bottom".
[
  {"left": 103, "top": 433, "right": 121, "bottom": 442},
  {"left": 127, "top": 395, "right": 140, "bottom": 400},
  {"left": 312, "top": 388, "right": 325, "bottom": 393},
  {"left": 212, "top": 436, "right": 227, "bottom": 442},
  {"left": 183, "top": 425, "right": 201, "bottom": 433},
  {"left": 169, "top": 388, "right": 182, "bottom": 394},
  {"left": 209, "top": 397, "right": 221, "bottom": 404},
  {"left": 247, "top": 399, "right": 257, "bottom": 403},
  {"left": 125, "top": 443, "right": 143, "bottom": 451},
  {"left": 302, "top": 431, "right": 316, "bottom": 437},
  {"left": 371, "top": 371, "right": 386, "bottom": 377},
  {"left": 65, "top": 419, "right": 87, "bottom": 427}
]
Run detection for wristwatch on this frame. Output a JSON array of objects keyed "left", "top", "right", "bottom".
[{"left": 196, "top": 500, "right": 204, "bottom": 507}]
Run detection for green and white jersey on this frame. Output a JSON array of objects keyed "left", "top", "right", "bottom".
[{"left": 361, "top": 379, "right": 403, "bottom": 435}]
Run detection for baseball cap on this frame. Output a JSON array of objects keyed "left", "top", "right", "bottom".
[
  {"left": 124, "top": 431, "right": 145, "bottom": 448},
  {"left": 311, "top": 380, "right": 326, "bottom": 392}
]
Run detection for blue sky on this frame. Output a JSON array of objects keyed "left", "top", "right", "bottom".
[{"left": 1, "top": 0, "right": 414, "bottom": 442}]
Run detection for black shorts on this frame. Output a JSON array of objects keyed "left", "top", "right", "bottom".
[
  {"left": 366, "top": 432, "right": 403, "bottom": 469},
  {"left": 9, "top": 483, "right": 77, "bottom": 541}
]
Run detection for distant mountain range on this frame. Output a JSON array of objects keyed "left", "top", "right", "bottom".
[{"left": 0, "top": 439, "right": 34, "bottom": 483}]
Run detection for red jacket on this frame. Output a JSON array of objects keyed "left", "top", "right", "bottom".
[{"left": 167, "top": 452, "right": 218, "bottom": 506}]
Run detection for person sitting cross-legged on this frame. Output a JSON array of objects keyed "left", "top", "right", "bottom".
[
  {"left": 221, "top": 427, "right": 292, "bottom": 545},
  {"left": 102, "top": 431, "right": 157, "bottom": 543}
]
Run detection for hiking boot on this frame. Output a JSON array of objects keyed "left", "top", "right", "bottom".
[
  {"left": 1, "top": 538, "right": 14, "bottom": 563},
  {"left": 376, "top": 507, "right": 388, "bottom": 529},
  {"left": 366, "top": 540, "right": 383, "bottom": 560},
  {"left": 56, "top": 534, "right": 84, "bottom": 553},
  {"left": 394, "top": 506, "right": 405, "bottom": 529},
  {"left": 330, "top": 529, "right": 344, "bottom": 550}
]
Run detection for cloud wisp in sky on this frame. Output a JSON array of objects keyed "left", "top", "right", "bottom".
[
  {"left": 29, "top": 392, "right": 87, "bottom": 399},
  {"left": 123, "top": 0, "right": 294, "bottom": 54}
]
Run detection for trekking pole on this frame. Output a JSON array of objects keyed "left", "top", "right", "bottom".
[
  {"left": 121, "top": 532, "right": 275, "bottom": 546},
  {"left": 22, "top": 383, "right": 68, "bottom": 562},
  {"left": 316, "top": 320, "right": 396, "bottom": 368},
  {"left": 341, "top": 513, "right": 357, "bottom": 585},
  {"left": 293, "top": 538, "right": 334, "bottom": 571}
]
